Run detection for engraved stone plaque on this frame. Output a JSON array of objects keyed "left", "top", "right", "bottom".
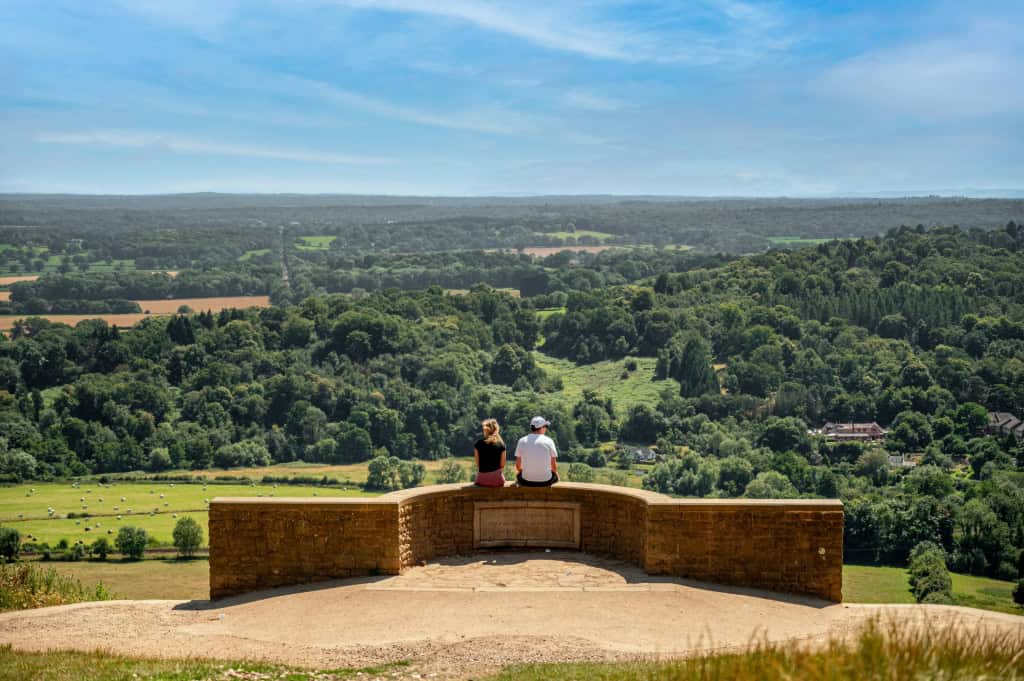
[{"left": 473, "top": 501, "right": 581, "bottom": 549}]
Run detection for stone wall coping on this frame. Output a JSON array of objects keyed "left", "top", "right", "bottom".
[
  {"left": 210, "top": 497, "right": 395, "bottom": 507},
  {"left": 647, "top": 498, "right": 843, "bottom": 509},
  {"left": 213, "top": 484, "right": 842, "bottom": 510},
  {"left": 378, "top": 481, "right": 671, "bottom": 504}
]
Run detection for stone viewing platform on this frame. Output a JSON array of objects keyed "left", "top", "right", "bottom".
[{"left": 209, "top": 482, "right": 843, "bottom": 601}]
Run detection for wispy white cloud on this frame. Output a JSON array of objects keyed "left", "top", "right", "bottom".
[
  {"left": 288, "top": 77, "right": 545, "bottom": 135},
  {"left": 330, "top": 0, "right": 790, "bottom": 64},
  {"left": 37, "top": 130, "right": 391, "bottom": 165},
  {"left": 817, "top": 35, "right": 1024, "bottom": 118}
]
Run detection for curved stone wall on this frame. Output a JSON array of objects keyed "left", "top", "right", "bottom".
[{"left": 210, "top": 483, "right": 843, "bottom": 601}]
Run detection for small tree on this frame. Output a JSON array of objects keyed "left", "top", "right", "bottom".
[
  {"left": 68, "top": 542, "right": 87, "bottom": 561},
  {"left": 908, "top": 541, "right": 953, "bottom": 603},
  {"left": 1013, "top": 579, "right": 1024, "bottom": 608},
  {"left": 172, "top": 517, "right": 203, "bottom": 559},
  {"left": 89, "top": 537, "right": 110, "bottom": 560},
  {"left": 437, "top": 458, "right": 466, "bottom": 484},
  {"left": 115, "top": 526, "right": 148, "bottom": 560},
  {"left": 567, "top": 462, "right": 595, "bottom": 482},
  {"left": 0, "top": 526, "right": 20, "bottom": 560},
  {"left": 399, "top": 461, "right": 426, "bottom": 489}
]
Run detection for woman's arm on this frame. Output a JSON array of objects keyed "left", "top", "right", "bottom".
[{"left": 500, "top": 448, "right": 507, "bottom": 468}]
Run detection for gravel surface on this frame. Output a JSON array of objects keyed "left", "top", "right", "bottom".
[{"left": 1, "top": 554, "right": 1022, "bottom": 680}]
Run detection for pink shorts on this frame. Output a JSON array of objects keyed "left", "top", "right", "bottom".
[{"left": 474, "top": 470, "right": 506, "bottom": 487}]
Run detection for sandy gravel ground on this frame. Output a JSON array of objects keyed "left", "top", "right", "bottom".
[{"left": 1, "top": 553, "right": 1022, "bottom": 679}]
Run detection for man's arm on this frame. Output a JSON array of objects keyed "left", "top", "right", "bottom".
[{"left": 549, "top": 438, "right": 558, "bottom": 473}]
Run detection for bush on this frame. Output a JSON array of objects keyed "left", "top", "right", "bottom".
[
  {"left": 436, "top": 458, "right": 466, "bottom": 484},
  {"left": 1014, "top": 579, "right": 1024, "bottom": 607},
  {"left": 606, "top": 470, "right": 630, "bottom": 487},
  {"left": 115, "top": 526, "right": 148, "bottom": 560},
  {"left": 172, "top": 517, "right": 203, "bottom": 558},
  {"left": 89, "top": 537, "right": 110, "bottom": 560},
  {"left": 566, "top": 462, "right": 594, "bottom": 482},
  {"left": 0, "top": 526, "right": 20, "bottom": 560},
  {"left": 908, "top": 541, "right": 953, "bottom": 603}
]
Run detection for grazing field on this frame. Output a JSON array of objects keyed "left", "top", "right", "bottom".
[
  {"left": 519, "top": 245, "right": 611, "bottom": 256},
  {"left": 296, "top": 235, "right": 337, "bottom": 250},
  {"left": 39, "top": 558, "right": 211, "bottom": 600},
  {"left": 133, "top": 295, "right": 271, "bottom": 314},
  {"left": 0, "top": 481, "right": 373, "bottom": 547},
  {"left": 168, "top": 457, "right": 479, "bottom": 485},
  {"left": 534, "top": 352, "right": 678, "bottom": 414}
]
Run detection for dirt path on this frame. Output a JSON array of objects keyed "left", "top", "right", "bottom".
[{"left": 1, "top": 554, "right": 1022, "bottom": 679}]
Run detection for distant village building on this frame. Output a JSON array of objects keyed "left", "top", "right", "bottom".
[
  {"left": 987, "top": 412, "right": 1024, "bottom": 440},
  {"left": 630, "top": 447, "right": 660, "bottom": 464},
  {"left": 818, "top": 422, "right": 887, "bottom": 442}
]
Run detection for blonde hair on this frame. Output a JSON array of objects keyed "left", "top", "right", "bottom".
[{"left": 482, "top": 418, "right": 504, "bottom": 447}]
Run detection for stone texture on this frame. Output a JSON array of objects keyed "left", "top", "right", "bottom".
[{"left": 209, "top": 483, "right": 843, "bottom": 602}]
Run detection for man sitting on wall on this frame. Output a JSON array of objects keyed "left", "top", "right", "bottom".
[{"left": 515, "top": 416, "right": 559, "bottom": 487}]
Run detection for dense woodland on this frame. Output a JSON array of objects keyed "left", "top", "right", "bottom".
[{"left": 0, "top": 201, "right": 1023, "bottom": 580}]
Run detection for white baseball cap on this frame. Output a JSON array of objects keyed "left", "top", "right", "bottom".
[{"left": 530, "top": 416, "right": 550, "bottom": 429}]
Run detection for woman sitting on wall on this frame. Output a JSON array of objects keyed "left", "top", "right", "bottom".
[{"left": 474, "top": 418, "right": 507, "bottom": 487}]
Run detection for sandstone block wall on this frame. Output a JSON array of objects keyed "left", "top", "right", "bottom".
[{"left": 210, "top": 483, "right": 843, "bottom": 602}]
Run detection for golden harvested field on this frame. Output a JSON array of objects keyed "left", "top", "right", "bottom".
[
  {"left": 446, "top": 288, "right": 521, "bottom": 297},
  {"left": 134, "top": 296, "right": 271, "bottom": 314},
  {"left": 0, "top": 291, "right": 9, "bottom": 301},
  {"left": 0, "top": 275, "right": 39, "bottom": 286},
  {"left": 0, "top": 296, "right": 271, "bottom": 331},
  {"left": 0, "top": 314, "right": 153, "bottom": 331}
]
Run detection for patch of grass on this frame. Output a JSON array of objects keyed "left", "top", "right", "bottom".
[
  {"left": 842, "top": 564, "right": 914, "bottom": 604},
  {"left": 842, "top": 564, "right": 1021, "bottom": 615},
  {"left": 534, "top": 351, "right": 678, "bottom": 413},
  {"left": 485, "top": 619, "right": 1024, "bottom": 681},
  {"left": 0, "top": 646, "right": 410, "bottom": 681},
  {"left": 0, "top": 561, "right": 114, "bottom": 611},
  {"left": 950, "top": 571, "right": 1019, "bottom": 615},
  {"left": 296, "top": 235, "right": 336, "bottom": 250},
  {"left": 766, "top": 236, "right": 834, "bottom": 247},
  {"left": 35, "top": 557, "right": 210, "bottom": 600},
  {"left": 536, "top": 230, "right": 618, "bottom": 242},
  {"left": 536, "top": 307, "right": 566, "bottom": 320},
  {"left": 238, "top": 248, "right": 271, "bottom": 261}
]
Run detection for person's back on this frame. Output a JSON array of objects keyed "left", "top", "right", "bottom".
[{"left": 515, "top": 417, "right": 558, "bottom": 486}]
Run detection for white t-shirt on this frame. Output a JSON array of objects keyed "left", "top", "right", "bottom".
[{"left": 515, "top": 433, "right": 557, "bottom": 482}]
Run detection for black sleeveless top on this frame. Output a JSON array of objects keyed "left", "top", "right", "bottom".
[{"left": 475, "top": 439, "right": 505, "bottom": 473}]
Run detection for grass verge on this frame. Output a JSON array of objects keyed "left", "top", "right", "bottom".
[
  {"left": 0, "top": 646, "right": 409, "bottom": 681},
  {"left": 485, "top": 619, "right": 1024, "bottom": 681},
  {"left": 0, "top": 561, "right": 114, "bottom": 611}
]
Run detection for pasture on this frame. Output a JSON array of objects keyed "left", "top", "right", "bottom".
[
  {"left": 536, "top": 230, "right": 617, "bottom": 242},
  {"left": 767, "top": 236, "right": 835, "bottom": 247},
  {"left": 296, "top": 235, "right": 337, "bottom": 250},
  {"left": 0, "top": 481, "right": 373, "bottom": 547},
  {"left": 534, "top": 352, "right": 679, "bottom": 413}
]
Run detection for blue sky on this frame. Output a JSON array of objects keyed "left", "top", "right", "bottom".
[{"left": 1, "top": 0, "right": 1021, "bottom": 196}]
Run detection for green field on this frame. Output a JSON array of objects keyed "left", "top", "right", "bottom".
[
  {"left": 296, "top": 235, "right": 337, "bottom": 250},
  {"left": 766, "top": 236, "right": 835, "bottom": 247},
  {"left": 238, "top": 248, "right": 271, "bottom": 261},
  {"left": 0, "top": 481, "right": 374, "bottom": 547},
  {"left": 535, "top": 351, "right": 678, "bottom": 414},
  {"left": 536, "top": 230, "right": 617, "bottom": 242},
  {"left": 842, "top": 564, "right": 1019, "bottom": 615}
]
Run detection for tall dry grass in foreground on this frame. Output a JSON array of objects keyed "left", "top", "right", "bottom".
[
  {"left": 0, "top": 561, "right": 114, "bottom": 611},
  {"left": 490, "top": 619, "right": 1024, "bottom": 681}
]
